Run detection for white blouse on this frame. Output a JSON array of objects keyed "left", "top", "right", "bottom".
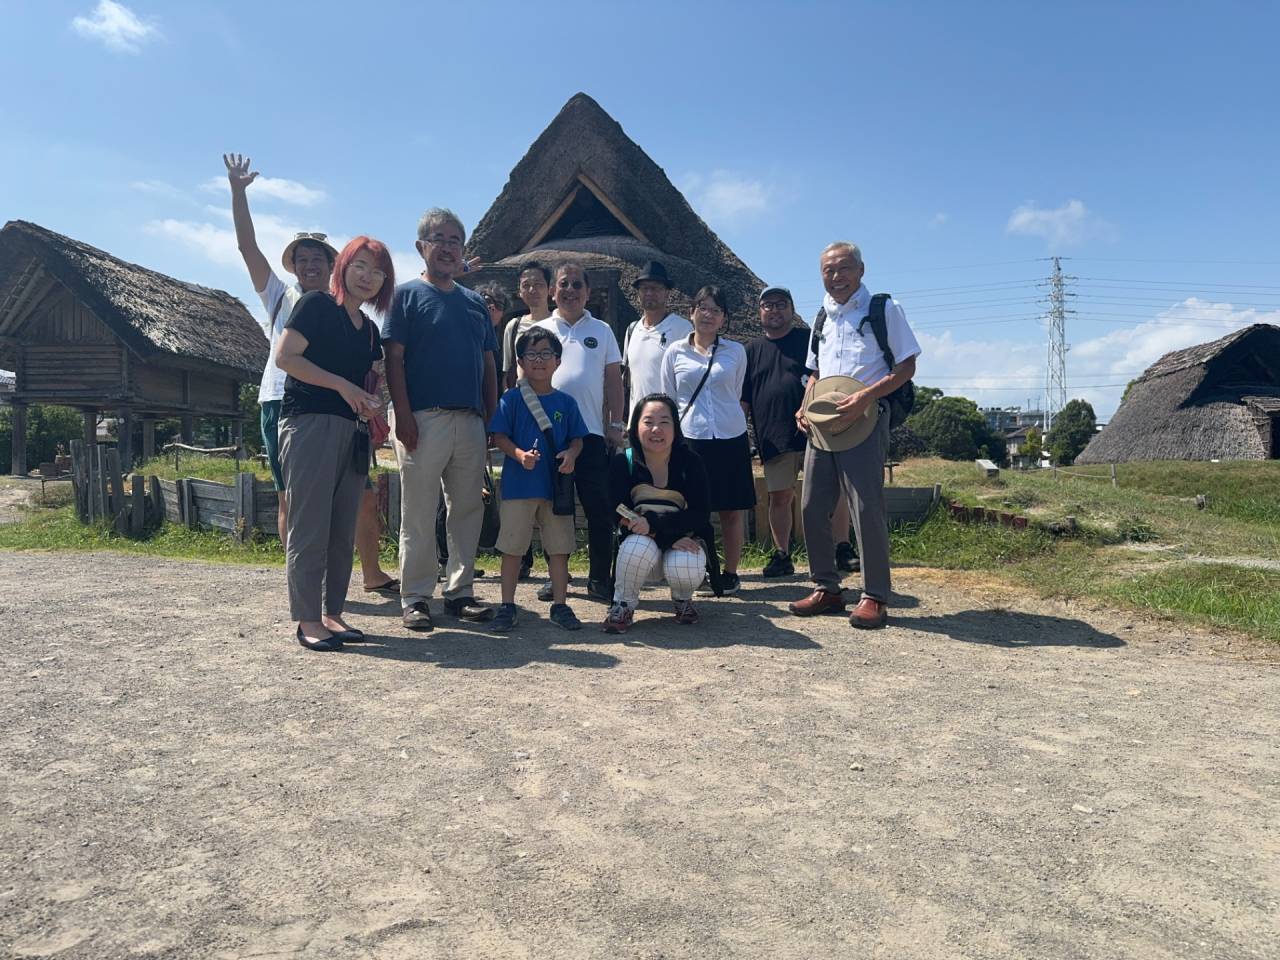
[{"left": 660, "top": 335, "right": 749, "bottom": 441}]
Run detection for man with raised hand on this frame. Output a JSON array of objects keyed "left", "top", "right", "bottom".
[
  {"left": 789, "top": 242, "right": 920, "bottom": 629},
  {"left": 223, "top": 153, "right": 397, "bottom": 594},
  {"left": 383, "top": 208, "right": 498, "bottom": 630},
  {"left": 622, "top": 260, "right": 691, "bottom": 418},
  {"left": 534, "top": 263, "right": 625, "bottom": 602}
]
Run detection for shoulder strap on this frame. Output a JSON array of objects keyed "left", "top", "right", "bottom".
[
  {"left": 622, "top": 319, "right": 639, "bottom": 366},
  {"left": 809, "top": 307, "right": 827, "bottom": 361},
  {"left": 625, "top": 446, "right": 634, "bottom": 475},
  {"left": 678, "top": 336, "right": 718, "bottom": 421},
  {"left": 857, "top": 293, "right": 896, "bottom": 371},
  {"left": 518, "top": 380, "right": 559, "bottom": 455},
  {"left": 270, "top": 287, "right": 289, "bottom": 328}
]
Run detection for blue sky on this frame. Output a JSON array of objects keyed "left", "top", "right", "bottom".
[{"left": 4, "top": 0, "right": 1279, "bottom": 419}]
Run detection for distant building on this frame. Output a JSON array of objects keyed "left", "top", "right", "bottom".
[
  {"left": 1077, "top": 323, "right": 1280, "bottom": 463},
  {"left": 0, "top": 369, "right": 13, "bottom": 404},
  {"left": 982, "top": 405, "right": 1046, "bottom": 432}
]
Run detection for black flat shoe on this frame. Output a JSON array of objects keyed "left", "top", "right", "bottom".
[
  {"left": 297, "top": 626, "right": 343, "bottom": 652},
  {"left": 328, "top": 628, "right": 366, "bottom": 643}
]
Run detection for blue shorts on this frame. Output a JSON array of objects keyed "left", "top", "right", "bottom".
[{"left": 261, "top": 401, "right": 285, "bottom": 491}]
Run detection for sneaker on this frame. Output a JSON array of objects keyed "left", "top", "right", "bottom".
[
  {"left": 762, "top": 551, "right": 794, "bottom": 578},
  {"left": 518, "top": 561, "right": 533, "bottom": 580},
  {"left": 549, "top": 602, "right": 582, "bottom": 631},
  {"left": 720, "top": 573, "right": 741, "bottom": 595},
  {"left": 402, "top": 601, "right": 434, "bottom": 632},
  {"left": 586, "top": 578, "right": 613, "bottom": 603},
  {"left": 673, "top": 599, "right": 699, "bottom": 625},
  {"left": 491, "top": 602, "right": 518, "bottom": 633},
  {"left": 836, "top": 542, "right": 861, "bottom": 573},
  {"left": 602, "top": 602, "right": 633, "bottom": 634},
  {"left": 537, "top": 579, "right": 569, "bottom": 603},
  {"left": 443, "top": 596, "right": 494, "bottom": 622},
  {"left": 695, "top": 576, "right": 714, "bottom": 597}
]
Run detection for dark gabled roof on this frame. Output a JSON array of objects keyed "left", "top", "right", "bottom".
[
  {"left": 0, "top": 220, "right": 267, "bottom": 378},
  {"left": 466, "top": 93, "right": 765, "bottom": 329},
  {"left": 1135, "top": 323, "right": 1273, "bottom": 383}
]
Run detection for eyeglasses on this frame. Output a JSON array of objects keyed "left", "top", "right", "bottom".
[
  {"left": 348, "top": 262, "right": 386, "bottom": 281},
  {"left": 556, "top": 280, "right": 585, "bottom": 290},
  {"left": 761, "top": 300, "right": 790, "bottom": 311},
  {"left": 424, "top": 235, "right": 463, "bottom": 249},
  {"left": 521, "top": 350, "right": 557, "bottom": 362}
]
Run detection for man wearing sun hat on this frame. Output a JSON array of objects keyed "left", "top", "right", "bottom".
[{"left": 788, "top": 241, "right": 921, "bottom": 629}]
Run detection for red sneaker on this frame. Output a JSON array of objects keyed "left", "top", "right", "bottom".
[{"left": 603, "top": 603, "right": 634, "bottom": 634}]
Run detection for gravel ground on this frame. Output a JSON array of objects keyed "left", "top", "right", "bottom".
[{"left": 1, "top": 550, "right": 1277, "bottom": 959}]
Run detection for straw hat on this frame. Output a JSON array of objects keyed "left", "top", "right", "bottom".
[
  {"left": 805, "top": 375, "right": 879, "bottom": 452},
  {"left": 280, "top": 232, "right": 338, "bottom": 273}
]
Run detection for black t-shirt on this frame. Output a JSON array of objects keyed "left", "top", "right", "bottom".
[
  {"left": 280, "top": 291, "right": 383, "bottom": 420},
  {"left": 742, "top": 327, "right": 811, "bottom": 462}
]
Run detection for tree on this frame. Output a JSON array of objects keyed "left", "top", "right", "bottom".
[
  {"left": 1023, "top": 426, "right": 1044, "bottom": 463},
  {"left": 0, "top": 404, "right": 83, "bottom": 474},
  {"left": 907, "top": 395, "right": 989, "bottom": 461},
  {"left": 1047, "top": 399, "right": 1097, "bottom": 465},
  {"left": 911, "top": 385, "right": 944, "bottom": 419}
]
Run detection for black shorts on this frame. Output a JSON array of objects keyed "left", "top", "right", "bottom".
[{"left": 688, "top": 433, "right": 757, "bottom": 512}]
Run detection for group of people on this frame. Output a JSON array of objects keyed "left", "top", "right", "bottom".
[{"left": 224, "top": 153, "right": 921, "bottom": 652}]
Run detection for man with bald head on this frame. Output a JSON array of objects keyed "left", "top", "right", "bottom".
[{"left": 789, "top": 242, "right": 921, "bottom": 629}]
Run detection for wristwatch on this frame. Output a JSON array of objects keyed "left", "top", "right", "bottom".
[{"left": 609, "top": 421, "right": 626, "bottom": 431}]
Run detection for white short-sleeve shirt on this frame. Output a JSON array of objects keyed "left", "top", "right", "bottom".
[
  {"left": 806, "top": 284, "right": 921, "bottom": 383},
  {"left": 661, "top": 335, "right": 749, "bottom": 441},
  {"left": 624, "top": 313, "right": 692, "bottom": 414},
  {"left": 534, "top": 311, "right": 622, "bottom": 437},
  {"left": 255, "top": 272, "right": 302, "bottom": 403}
]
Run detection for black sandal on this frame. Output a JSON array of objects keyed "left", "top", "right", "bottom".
[{"left": 363, "top": 578, "right": 400, "bottom": 595}]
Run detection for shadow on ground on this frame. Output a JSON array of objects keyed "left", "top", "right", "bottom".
[{"left": 900, "top": 609, "right": 1125, "bottom": 649}]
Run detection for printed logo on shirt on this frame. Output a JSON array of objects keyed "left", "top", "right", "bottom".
[
  {"left": 553, "top": 410, "right": 563, "bottom": 422},
  {"left": 584, "top": 337, "right": 599, "bottom": 349}
]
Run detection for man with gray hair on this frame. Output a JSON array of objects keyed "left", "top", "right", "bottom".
[
  {"left": 788, "top": 242, "right": 920, "bottom": 629},
  {"left": 383, "top": 208, "right": 499, "bottom": 630}
]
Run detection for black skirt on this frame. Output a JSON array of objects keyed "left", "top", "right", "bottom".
[{"left": 688, "top": 433, "right": 757, "bottom": 511}]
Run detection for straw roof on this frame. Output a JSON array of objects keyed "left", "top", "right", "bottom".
[
  {"left": 0, "top": 220, "right": 267, "bottom": 378},
  {"left": 1076, "top": 323, "right": 1280, "bottom": 463},
  {"left": 466, "top": 93, "right": 765, "bottom": 335}
]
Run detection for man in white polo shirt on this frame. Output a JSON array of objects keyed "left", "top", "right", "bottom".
[
  {"left": 622, "top": 260, "right": 691, "bottom": 418},
  {"left": 534, "top": 262, "right": 625, "bottom": 602}
]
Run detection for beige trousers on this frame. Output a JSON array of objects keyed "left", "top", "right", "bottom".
[{"left": 394, "top": 408, "right": 488, "bottom": 607}]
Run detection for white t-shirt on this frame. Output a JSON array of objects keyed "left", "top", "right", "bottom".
[
  {"left": 806, "top": 284, "right": 921, "bottom": 384},
  {"left": 255, "top": 272, "right": 302, "bottom": 403},
  {"left": 502, "top": 314, "right": 538, "bottom": 381},
  {"left": 625, "top": 312, "right": 692, "bottom": 414},
  {"left": 534, "top": 311, "right": 622, "bottom": 437},
  {"left": 661, "top": 335, "right": 749, "bottom": 441}
]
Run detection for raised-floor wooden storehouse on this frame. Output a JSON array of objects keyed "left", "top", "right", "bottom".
[
  {"left": 1077, "top": 323, "right": 1280, "bottom": 463},
  {"left": 464, "top": 93, "right": 766, "bottom": 341},
  {"left": 0, "top": 220, "right": 268, "bottom": 475}
]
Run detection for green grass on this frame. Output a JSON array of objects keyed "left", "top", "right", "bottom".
[{"left": 1106, "top": 564, "right": 1280, "bottom": 642}]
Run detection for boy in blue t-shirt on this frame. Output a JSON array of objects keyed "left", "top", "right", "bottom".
[{"left": 488, "top": 329, "right": 588, "bottom": 631}]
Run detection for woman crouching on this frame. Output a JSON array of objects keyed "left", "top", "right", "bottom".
[
  {"left": 604, "top": 394, "right": 722, "bottom": 633},
  {"left": 275, "top": 236, "right": 394, "bottom": 651}
]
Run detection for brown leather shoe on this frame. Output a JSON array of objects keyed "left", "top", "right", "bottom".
[
  {"left": 788, "top": 589, "right": 846, "bottom": 617},
  {"left": 849, "top": 597, "right": 888, "bottom": 629}
]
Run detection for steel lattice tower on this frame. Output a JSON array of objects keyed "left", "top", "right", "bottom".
[{"left": 1040, "top": 257, "right": 1074, "bottom": 433}]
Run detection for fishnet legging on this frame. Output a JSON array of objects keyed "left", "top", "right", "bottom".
[{"left": 613, "top": 534, "right": 706, "bottom": 606}]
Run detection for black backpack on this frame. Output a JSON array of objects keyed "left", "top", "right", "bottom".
[{"left": 810, "top": 292, "right": 916, "bottom": 429}]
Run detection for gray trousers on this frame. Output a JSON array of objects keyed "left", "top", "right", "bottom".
[
  {"left": 801, "top": 400, "right": 892, "bottom": 601},
  {"left": 279, "top": 413, "right": 366, "bottom": 621}
]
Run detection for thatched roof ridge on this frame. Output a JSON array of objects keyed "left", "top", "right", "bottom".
[
  {"left": 1136, "top": 323, "right": 1269, "bottom": 383},
  {"left": 0, "top": 220, "right": 267, "bottom": 378},
  {"left": 466, "top": 93, "right": 764, "bottom": 331},
  {"left": 1076, "top": 323, "right": 1280, "bottom": 463}
]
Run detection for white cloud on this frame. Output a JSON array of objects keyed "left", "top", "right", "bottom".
[
  {"left": 1006, "top": 199, "right": 1111, "bottom": 247},
  {"left": 200, "top": 175, "right": 327, "bottom": 207},
  {"left": 71, "top": 1, "right": 160, "bottom": 54},
  {"left": 929, "top": 212, "right": 948, "bottom": 229},
  {"left": 681, "top": 170, "right": 772, "bottom": 223},
  {"left": 914, "top": 297, "right": 1277, "bottom": 419},
  {"left": 130, "top": 179, "right": 181, "bottom": 198}
]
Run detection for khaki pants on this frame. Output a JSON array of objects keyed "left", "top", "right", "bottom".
[
  {"left": 801, "top": 401, "right": 892, "bottom": 602},
  {"left": 279, "top": 414, "right": 365, "bottom": 621},
  {"left": 394, "top": 408, "right": 487, "bottom": 607}
]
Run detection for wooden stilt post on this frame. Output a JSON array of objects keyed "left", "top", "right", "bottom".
[
  {"left": 142, "top": 418, "right": 156, "bottom": 462},
  {"left": 106, "top": 448, "right": 127, "bottom": 535},
  {"left": 118, "top": 407, "right": 134, "bottom": 469}
]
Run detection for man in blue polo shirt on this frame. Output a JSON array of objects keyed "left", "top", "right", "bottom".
[{"left": 383, "top": 208, "right": 498, "bottom": 631}]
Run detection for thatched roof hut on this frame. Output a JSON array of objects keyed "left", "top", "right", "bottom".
[
  {"left": 464, "top": 93, "right": 765, "bottom": 338},
  {"left": 1076, "top": 323, "right": 1280, "bottom": 463},
  {"left": 0, "top": 220, "right": 268, "bottom": 472}
]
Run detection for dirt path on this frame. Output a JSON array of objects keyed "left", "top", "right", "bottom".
[
  {"left": 1, "top": 551, "right": 1277, "bottom": 959},
  {"left": 0, "top": 479, "right": 34, "bottom": 524}
]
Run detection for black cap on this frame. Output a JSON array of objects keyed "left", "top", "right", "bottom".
[{"left": 632, "top": 261, "right": 673, "bottom": 289}]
